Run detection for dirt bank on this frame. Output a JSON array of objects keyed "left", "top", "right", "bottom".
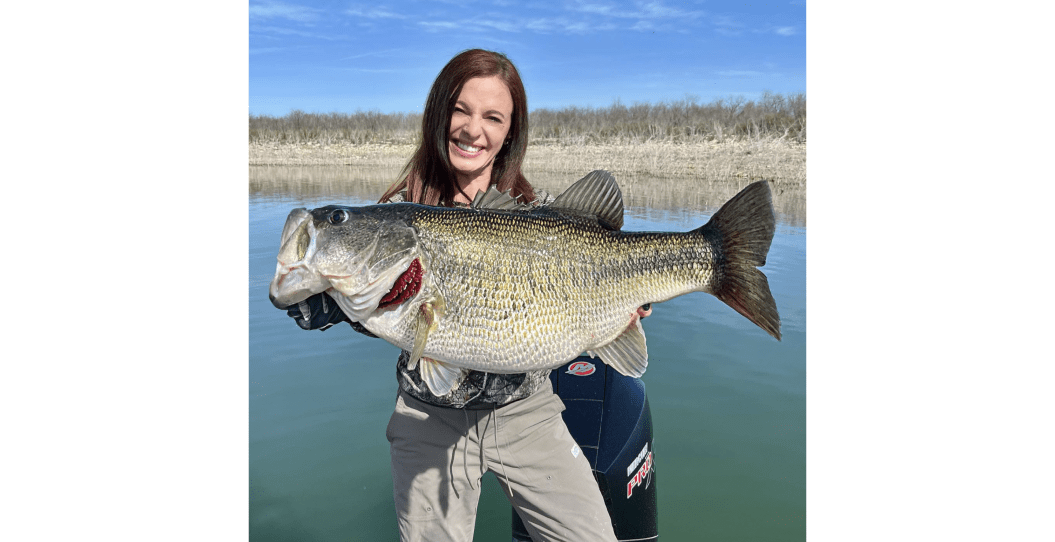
[{"left": 249, "top": 139, "right": 806, "bottom": 186}]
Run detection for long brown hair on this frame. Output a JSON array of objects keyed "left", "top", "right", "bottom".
[{"left": 379, "top": 49, "right": 535, "bottom": 206}]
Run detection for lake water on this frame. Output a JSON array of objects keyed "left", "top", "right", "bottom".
[{"left": 248, "top": 167, "right": 806, "bottom": 541}]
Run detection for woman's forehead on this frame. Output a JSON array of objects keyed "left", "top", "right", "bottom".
[{"left": 456, "top": 76, "right": 513, "bottom": 112}]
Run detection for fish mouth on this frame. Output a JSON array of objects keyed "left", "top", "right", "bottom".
[
  {"left": 269, "top": 260, "right": 327, "bottom": 309},
  {"left": 377, "top": 258, "right": 423, "bottom": 309}
]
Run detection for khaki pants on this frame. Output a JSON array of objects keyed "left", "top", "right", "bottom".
[{"left": 386, "top": 385, "right": 617, "bottom": 542}]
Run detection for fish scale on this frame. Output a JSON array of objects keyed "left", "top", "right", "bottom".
[{"left": 269, "top": 170, "right": 780, "bottom": 396}]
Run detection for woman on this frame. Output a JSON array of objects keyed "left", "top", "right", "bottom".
[{"left": 378, "top": 49, "right": 619, "bottom": 542}]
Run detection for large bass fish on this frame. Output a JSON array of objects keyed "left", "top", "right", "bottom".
[{"left": 269, "top": 171, "right": 780, "bottom": 395}]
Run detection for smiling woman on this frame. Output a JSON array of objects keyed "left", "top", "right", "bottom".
[
  {"left": 379, "top": 49, "right": 535, "bottom": 206},
  {"left": 336, "top": 49, "right": 624, "bottom": 542}
]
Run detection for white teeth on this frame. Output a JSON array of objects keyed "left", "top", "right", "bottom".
[{"left": 455, "top": 141, "right": 481, "bottom": 153}]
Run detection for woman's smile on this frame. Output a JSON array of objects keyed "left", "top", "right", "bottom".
[{"left": 451, "top": 140, "right": 483, "bottom": 157}]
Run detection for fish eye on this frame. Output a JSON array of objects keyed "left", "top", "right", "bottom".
[{"left": 328, "top": 209, "right": 348, "bottom": 224}]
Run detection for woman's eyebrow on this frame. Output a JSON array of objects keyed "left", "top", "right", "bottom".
[{"left": 455, "top": 101, "right": 507, "bottom": 119}]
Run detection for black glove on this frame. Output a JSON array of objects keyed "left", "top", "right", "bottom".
[
  {"left": 285, "top": 292, "right": 379, "bottom": 337},
  {"left": 285, "top": 292, "right": 348, "bottom": 331}
]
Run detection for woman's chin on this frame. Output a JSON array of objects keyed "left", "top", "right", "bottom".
[{"left": 450, "top": 154, "right": 493, "bottom": 177}]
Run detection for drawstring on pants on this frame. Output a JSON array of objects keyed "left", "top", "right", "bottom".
[
  {"left": 461, "top": 409, "right": 473, "bottom": 494},
  {"left": 491, "top": 403, "right": 514, "bottom": 503},
  {"left": 452, "top": 404, "right": 514, "bottom": 504}
]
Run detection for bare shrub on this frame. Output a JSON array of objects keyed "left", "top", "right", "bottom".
[
  {"left": 249, "top": 93, "right": 805, "bottom": 145},
  {"left": 249, "top": 110, "right": 423, "bottom": 145}
]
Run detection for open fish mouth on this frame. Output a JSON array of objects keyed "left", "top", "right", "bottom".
[{"left": 269, "top": 261, "right": 327, "bottom": 309}]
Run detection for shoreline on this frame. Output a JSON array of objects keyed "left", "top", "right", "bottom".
[{"left": 249, "top": 140, "right": 806, "bottom": 186}]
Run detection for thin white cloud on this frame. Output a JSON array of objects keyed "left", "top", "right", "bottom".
[
  {"left": 717, "top": 70, "right": 765, "bottom": 77},
  {"left": 477, "top": 19, "right": 523, "bottom": 33},
  {"left": 418, "top": 15, "right": 605, "bottom": 35},
  {"left": 345, "top": 6, "right": 407, "bottom": 19},
  {"left": 248, "top": 1, "right": 320, "bottom": 23},
  {"left": 712, "top": 15, "right": 741, "bottom": 27},
  {"left": 569, "top": 0, "right": 704, "bottom": 20},
  {"left": 711, "top": 14, "right": 746, "bottom": 36},
  {"left": 356, "top": 1, "right": 709, "bottom": 37},
  {"left": 338, "top": 48, "right": 410, "bottom": 61},
  {"left": 251, "top": 24, "right": 339, "bottom": 40},
  {"left": 574, "top": 2, "right": 618, "bottom": 16},
  {"left": 749, "top": 25, "right": 800, "bottom": 37},
  {"left": 335, "top": 67, "right": 410, "bottom": 74},
  {"left": 249, "top": 47, "right": 288, "bottom": 55},
  {"left": 637, "top": 1, "right": 691, "bottom": 18},
  {"left": 418, "top": 21, "right": 461, "bottom": 32},
  {"left": 524, "top": 17, "right": 609, "bottom": 34},
  {"left": 562, "top": 21, "right": 593, "bottom": 34}
]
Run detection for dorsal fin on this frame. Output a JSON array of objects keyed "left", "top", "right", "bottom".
[
  {"left": 549, "top": 170, "right": 624, "bottom": 230},
  {"left": 470, "top": 186, "right": 535, "bottom": 211}
]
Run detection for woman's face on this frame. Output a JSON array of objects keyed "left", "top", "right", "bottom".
[{"left": 448, "top": 75, "right": 514, "bottom": 187}]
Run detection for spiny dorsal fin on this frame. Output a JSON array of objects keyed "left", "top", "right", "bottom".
[
  {"left": 470, "top": 186, "right": 535, "bottom": 211},
  {"left": 549, "top": 170, "right": 624, "bottom": 230}
]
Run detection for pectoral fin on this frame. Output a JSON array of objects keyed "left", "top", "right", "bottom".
[
  {"left": 418, "top": 357, "right": 468, "bottom": 396},
  {"left": 589, "top": 316, "right": 649, "bottom": 378},
  {"left": 408, "top": 295, "right": 446, "bottom": 370}
]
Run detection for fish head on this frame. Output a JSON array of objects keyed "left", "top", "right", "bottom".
[{"left": 268, "top": 205, "right": 421, "bottom": 321}]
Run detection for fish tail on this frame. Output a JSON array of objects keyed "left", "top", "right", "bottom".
[{"left": 697, "top": 181, "right": 782, "bottom": 340}]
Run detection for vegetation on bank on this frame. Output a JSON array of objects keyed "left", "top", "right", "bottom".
[
  {"left": 248, "top": 139, "right": 807, "bottom": 187},
  {"left": 249, "top": 92, "right": 806, "bottom": 145}
]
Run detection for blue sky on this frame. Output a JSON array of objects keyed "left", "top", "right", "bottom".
[{"left": 249, "top": 0, "right": 805, "bottom": 116}]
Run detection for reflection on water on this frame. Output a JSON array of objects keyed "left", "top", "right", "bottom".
[
  {"left": 249, "top": 165, "right": 806, "bottom": 227},
  {"left": 249, "top": 166, "right": 400, "bottom": 203},
  {"left": 249, "top": 165, "right": 806, "bottom": 541}
]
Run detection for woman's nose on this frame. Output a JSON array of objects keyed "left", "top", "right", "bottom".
[{"left": 459, "top": 115, "right": 482, "bottom": 138}]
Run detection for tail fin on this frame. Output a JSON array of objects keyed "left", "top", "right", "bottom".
[{"left": 698, "top": 181, "right": 782, "bottom": 340}]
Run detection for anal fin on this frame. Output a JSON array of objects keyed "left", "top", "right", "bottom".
[{"left": 591, "top": 316, "right": 649, "bottom": 378}]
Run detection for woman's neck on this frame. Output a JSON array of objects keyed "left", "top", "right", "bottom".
[{"left": 453, "top": 168, "right": 493, "bottom": 204}]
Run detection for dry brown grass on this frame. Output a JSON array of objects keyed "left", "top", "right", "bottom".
[
  {"left": 248, "top": 141, "right": 413, "bottom": 169},
  {"left": 524, "top": 139, "right": 805, "bottom": 186},
  {"left": 249, "top": 139, "right": 806, "bottom": 186}
]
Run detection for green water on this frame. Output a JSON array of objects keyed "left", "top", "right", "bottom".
[{"left": 248, "top": 172, "right": 806, "bottom": 541}]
